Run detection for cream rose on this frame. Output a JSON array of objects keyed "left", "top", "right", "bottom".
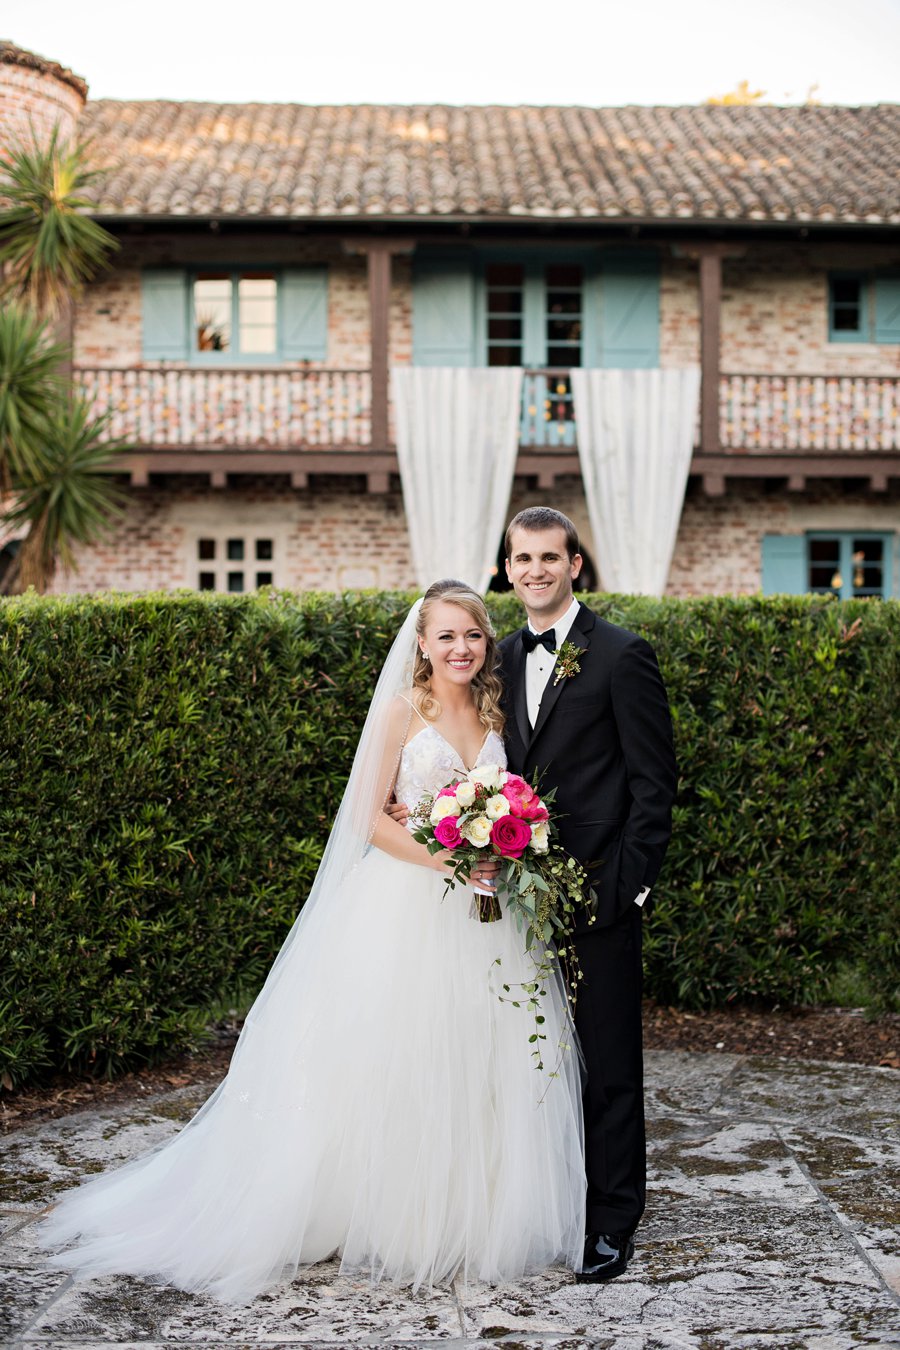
[
  {"left": 530, "top": 821, "right": 550, "bottom": 854},
  {"left": 469, "top": 764, "right": 503, "bottom": 792},
  {"left": 455, "top": 779, "right": 477, "bottom": 808},
  {"left": 461, "top": 814, "right": 492, "bottom": 848},
  {"left": 485, "top": 793, "right": 511, "bottom": 821},
  {"left": 430, "top": 795, "right": 462, "bottom": 825}
]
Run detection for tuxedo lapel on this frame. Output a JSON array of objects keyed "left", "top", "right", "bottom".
[
  {"left": 508, "top": 633, "right": 531, "bottom": 751},
  {"left": 528, "top": 603, "right": 593, "bottom": 748}
]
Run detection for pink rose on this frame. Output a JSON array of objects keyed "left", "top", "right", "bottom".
[
  {"left": 520, "top": 798, "right": 549, "bottom": 823},
  {"left": 438, "top": 782, "right": 461, "bottom": 799},
  {"left": 500, "top": 774, "right": 536, "bottom": 818},
  {"left": 434, "top": 816, "right": 463, "bottom": 849},
  {"left": 489, "top": 814, "right": 533, "bottom": 859}
]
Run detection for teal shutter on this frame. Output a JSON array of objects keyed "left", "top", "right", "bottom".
[
  {"left": 282, "top": 269, "right": 328, "bottom": 361},
  {"left": 141, "top": 269, "right": 188, "bottom": 360},
  {"left": 597, "top": 251, "right": 660, "bottom": 368},
  {"left": 874, "top": 277, "right": 900, "bottom": 344},
  {"left": 412, "top": 257, "right": 475, "bottom": 365},
  {"left": 761, "top": 535, "right": 807, "bottom": 594}
]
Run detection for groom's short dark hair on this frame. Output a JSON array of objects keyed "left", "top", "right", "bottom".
[{"left": 505, "top": 508, "right": 580, "bottom": 562}]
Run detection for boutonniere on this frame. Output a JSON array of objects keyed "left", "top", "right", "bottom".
[{"left": 553, "top": 640, "right": 582, "bottom": 685}]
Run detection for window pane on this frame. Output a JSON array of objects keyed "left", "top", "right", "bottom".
[
  {"left": 547, "top": 344, "right": 581, "bottom": 366},
  {"left": 808, "top": 538, "right": 839, "bottom": 563},
  {"left": 198, "top": 572, "right": 216, "bottom": 591},
  {"left": 547, "top": 318, "right": 582, "bottom": 343},
  {"left": 486, "top": 264, "right": 524, "bottom": 286},
  {"left": 833, "top": 307, "right": 861, "bottom": 332},
  {"left": 833, "top": 279, "right": 861, "bottom": 304},
  {"left": 256, "top": 571, "right": 273, "bottom": 587},
  {"left": 546, "top": 291, "right": 582, "bottom": 315},
  {"left": 194, "top": 274, "right": 232, "bottom": 352},
  {"left": 198, "top": 538, "right": 216, "bottom": 560},
  {"left": 227, "top": 539, "right": 245, "bottom": 561},
  {"left": 851, "top": 539, "right": 884, "bottom": 594},
  {"left": 255, "top": 539, "right": 274, "bottom": 561},
  {"left": 487, "top": 289, "right": 523, "bottom": 314},
  {"left": 488, "top": 345, "right": 522, "bottom": 367},
  {"left": 546, "top": 265, "right": 582, "bottom": 287},
  {"left": 238, "top": 274, "right": 277, "bottom": 355},
  {"left": 488, "top": 318, "right": 523, "bottom": 342},
  {"left": 227, "top": 572, "right": 245, "bottom": 593}
]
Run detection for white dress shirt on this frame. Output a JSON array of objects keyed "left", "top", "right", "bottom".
[{"left": 525, "top": 597, "right": 650, "bottom": 909}]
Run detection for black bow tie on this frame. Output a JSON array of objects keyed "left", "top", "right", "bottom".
[{"left": 521, "top": 628, "right": 556, "bottom": 655}]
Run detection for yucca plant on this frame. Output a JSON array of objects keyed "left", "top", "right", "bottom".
[
  {"left": 0, "top": 302, "right": 67, "bottom": 493},
  {"left": 2, "top": 399, "right": 126, "bottom": 593},
  {"left": 0, "top": 126, "right": 118, "bottom": 320}
]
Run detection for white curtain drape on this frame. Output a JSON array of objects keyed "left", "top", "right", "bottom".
[
  {"left": 570, "top": 367, "right": 701, "bottom": 597},
  {"left": 391, "top": 367, "right": 523, "bottom": 593}
]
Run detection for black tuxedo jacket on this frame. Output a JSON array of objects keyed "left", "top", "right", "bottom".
[{"left": 498, "top": 603, "right": 677, "bottom": 929}]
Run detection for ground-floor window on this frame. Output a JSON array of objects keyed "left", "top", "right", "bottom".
[
  {"left": 762, "top": 531, "right": 894, "bottom": 598},
  {"left": 194, "top": 535, "right": 276, "bottom": 593}
]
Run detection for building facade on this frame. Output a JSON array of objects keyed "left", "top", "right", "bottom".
[{"left": 2, "top": 42, "right": 899, "bottom": 598}]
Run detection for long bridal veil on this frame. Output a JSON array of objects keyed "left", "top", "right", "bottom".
[{"left": 39, "top": 604, "right": 424, "bottom": 1299}]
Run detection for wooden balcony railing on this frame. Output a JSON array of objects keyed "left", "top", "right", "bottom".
[
  {"left": 78, "top": 366, "right": 371, "bottom": 449},
  {"left": 720, "top": 373, "right": 900, "bottom": 453},
  {"left": 76, "top": 366, "right": 900, "bottom": 457}
]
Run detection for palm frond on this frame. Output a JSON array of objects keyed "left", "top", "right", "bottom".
[
  {"left": 0, "top": 303, "right": 68, "bottom": 488},
  {"left": 6, "top": 397, "right": 127, "bottom": 589},
  {"left": 0, "top": 126, "right": 119, "bottom": 319}
]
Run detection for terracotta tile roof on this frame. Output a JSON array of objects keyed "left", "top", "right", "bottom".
[
  {"left": 78, "top": 100, "right": 900, "bottom": 225},
  {"left": 1, "top": 41, "right": 88, "bottom": 99}
]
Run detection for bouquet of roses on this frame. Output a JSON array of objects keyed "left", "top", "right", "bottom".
[{"left": 409, "top": 764, "right": 594, "bottom": 957}]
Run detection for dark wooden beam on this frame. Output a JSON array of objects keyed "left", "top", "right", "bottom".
[
  {"left": 699, "top": 251, "right": 722, "bottom": 455},
  {"left": 111, "top": 448, "right": 900, "bottom": 494}
]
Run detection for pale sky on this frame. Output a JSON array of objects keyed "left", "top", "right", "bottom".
[{"left": 8, "top": 0, "right": 900, "bottom": 106}]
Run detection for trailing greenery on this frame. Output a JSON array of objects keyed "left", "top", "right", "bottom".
[{"left": 0, "top": 591, "right": 897, "bottom": 1088}]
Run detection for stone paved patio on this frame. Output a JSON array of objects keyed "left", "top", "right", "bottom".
[{"left": 2, "top": 1050, "right": 899, "bottom": 1349}]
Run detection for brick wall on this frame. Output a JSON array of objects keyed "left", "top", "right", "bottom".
[
  {"left": 76, "top": 241, "right": 900, "bottom": 380},
  {"left": 0, "top": 54, "right": 86, "bottom": 152}
]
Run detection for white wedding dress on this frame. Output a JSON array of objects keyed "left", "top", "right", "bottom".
[{"left": 40, "top": 722, "right": 585, "bottom": 1303}]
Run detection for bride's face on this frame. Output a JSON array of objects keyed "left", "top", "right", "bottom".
[{"left": 420, "top": 601, "right": 488, "bottom": 688}]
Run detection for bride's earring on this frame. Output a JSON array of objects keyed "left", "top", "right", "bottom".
[{"left": 421, "top": 649, "right": 431, "bottom": 664}]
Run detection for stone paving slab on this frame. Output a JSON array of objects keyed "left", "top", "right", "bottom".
[{"left": 1, "top": 1050, "right": 898, "bottom": 1350}]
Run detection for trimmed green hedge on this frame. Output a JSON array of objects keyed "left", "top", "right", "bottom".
[{"left": 1, "top": 591, "right": 897, "bottom": 1087}]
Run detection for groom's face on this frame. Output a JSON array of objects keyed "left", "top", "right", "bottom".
[{"left": 505, "top": 526, "right": 582, "bottom": 627}]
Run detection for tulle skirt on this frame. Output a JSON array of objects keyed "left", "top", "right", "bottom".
[{"left": 39, "top": 848, "right": 586, "bottom": 1303}]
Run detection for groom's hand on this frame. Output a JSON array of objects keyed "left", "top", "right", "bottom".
[{"left": 385, "top": 798, "right": 410, "bottom": 826}]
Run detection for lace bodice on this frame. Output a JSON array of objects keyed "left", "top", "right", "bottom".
[{"left": 395, "top": 723, "right": 506, "bottom": 813}]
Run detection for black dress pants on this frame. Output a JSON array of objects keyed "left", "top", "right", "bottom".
[{"left": 573, "top": 902, "right": 645, "bottom": 1238}]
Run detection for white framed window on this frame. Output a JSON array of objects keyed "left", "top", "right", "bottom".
[{"left": 193, "top": 534, "right": 278, "bottom": 593}]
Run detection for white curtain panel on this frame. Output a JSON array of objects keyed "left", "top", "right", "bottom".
[
  {"left": 570, "top": 367, "right": 702, "bottom": 597},
  {"left": 391, "top": 367, "right": 524, "bottom": 593}
]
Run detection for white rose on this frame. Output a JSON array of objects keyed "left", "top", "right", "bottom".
[
  {"left": 485, "top": 794, "right": 511, "bottom": 821},
  {"left": 530, "top": 821, "right": 550, "bottom": 854},
  {"left": 430, "top": 795, "right": 462, "bottom": 825},
  {"left": 455, "top": 779, "right": 477, "bottom": 808},
  {"left": 469, "top": 764, "right": 503, "bottom": 792},
  {"left": 461, "top": 814, "right": 492, "bottom": 848}
]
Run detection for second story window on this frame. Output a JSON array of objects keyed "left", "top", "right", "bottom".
[
  {"left": 829, "top": 275, "right": 864, "bottom": 339},
  {"left": 486, "top": 265, "right": 524, "bottom": 366},
  {"left": 193, "top": 271, "right": 278, "bottom": 357}
]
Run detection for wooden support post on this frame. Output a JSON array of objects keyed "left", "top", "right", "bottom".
[
  {"left": 210, "top": 469, "right": 227, "bottom": 489},
  {"left": 699, "top": 251, "right": 722, "bottom": 456},
  {"left": 367, "top": 246, "right": 391, "bottom": 451},
  {"left": 787, "top": 474, "right": 806, "bottom": 492}
]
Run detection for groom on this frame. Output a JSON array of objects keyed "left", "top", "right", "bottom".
[{"left": 498, "top": 506, "right": 677, "bottom": 1282}]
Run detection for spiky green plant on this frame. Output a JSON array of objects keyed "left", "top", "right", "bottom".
[
  {"left": 0, "top": 302, "right": 67, "bottom": 493},
  {"left": 0, "top": 126, "right": 118, "bottom": 320},
  {"left": 2, "top": 399, "right": 126, "bottom": 592}
]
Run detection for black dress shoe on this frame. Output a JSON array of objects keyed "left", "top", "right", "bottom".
[{"left": 575, "top": 1231, "right": 635, "bottom": 1282}]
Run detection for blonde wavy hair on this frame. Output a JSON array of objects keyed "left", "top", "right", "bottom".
[{"left": 412, "top": 581, "right": 505, "bottom": 734}]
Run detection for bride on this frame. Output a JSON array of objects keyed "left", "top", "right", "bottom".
[{"left": 39, "top": 581, "right": 585, "bottom": 1304}]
